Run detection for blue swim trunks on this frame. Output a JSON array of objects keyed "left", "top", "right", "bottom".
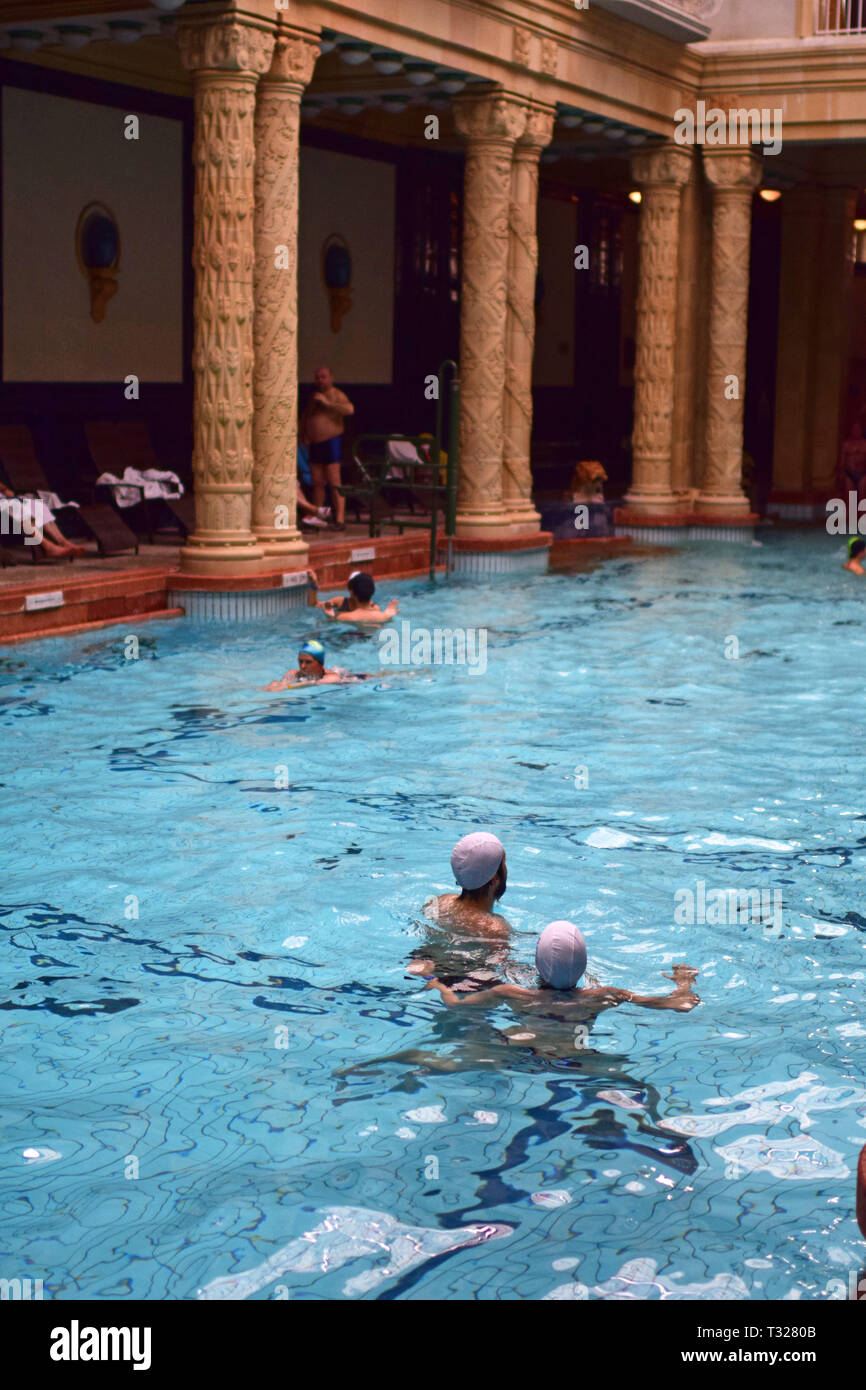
[{"left": 309, "top": 437, "right": 342, "bottom": 466}]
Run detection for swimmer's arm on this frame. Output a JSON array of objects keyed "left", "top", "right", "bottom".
[
  {"left": 332, "top": 390, "right": 354, "bottom": 417},
  {"left": 262, "top": 671, "right": 296, "bottom": 691},
  {"left": 573, "top": 987, "right": 632, "bottom": 1011},
  {"left": 424, "top": 980, "right": 531, "bottom": 1008},
  {"left": 305, "top": 568, "right": 321, "bottom": 607},
  {"left": 623, "top": 965, "right": 701, "bottom": 1013}
]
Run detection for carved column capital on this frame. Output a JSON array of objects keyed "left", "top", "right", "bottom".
[
  {"left": 177, "top": 16, "right": 276, "bottom": 78},
  {"left": 701, "top": 149, "right": 763, "bottom": 192},
  {"left": 266, "top": 25, "right": 320, "bottom": 90},
  {"left": 453, "top": 89, "right": 528, "bottom": 148},
  {"left": 631, "top": 143, "right": 694, "bottom": 189},
  {"left": 516, "top": 102, "right": 556, "bottom": 157}
]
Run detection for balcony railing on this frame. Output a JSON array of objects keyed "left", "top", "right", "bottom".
[{"left": 814, "top": 0, "right": 866, "bottom": 34}]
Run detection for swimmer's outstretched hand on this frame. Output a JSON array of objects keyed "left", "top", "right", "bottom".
[
  {"left": 664, "top": 964, "right": 699, "bottom": 986},
  {"left": 664, "top": 963, "right": 700, "bottom": 1011}
]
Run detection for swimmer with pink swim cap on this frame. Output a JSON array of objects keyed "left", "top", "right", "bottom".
[
  {"left": 406, "top": 832, "right": 511, "bottom": 988},
  {"left": 424, "top": 919, "right": 701, "bottom": 1032},
  {"left": 423, "top": 831, "right": 511, "bottom": 937}
]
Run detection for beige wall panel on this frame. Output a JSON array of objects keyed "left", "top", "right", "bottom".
[
  {"left": 2, "top": 85, "right": 183, "bottom": 383},
  {"left": 298, "top": 145, "right": 394, "bottom": 383}
]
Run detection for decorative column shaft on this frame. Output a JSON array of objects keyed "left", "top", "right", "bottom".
[
  {"left": 502, "top": 102, "right": 554, "bottom": 533},
  {"left": 251, "top": 27, "right": 319, "bottom": 556},
  {"left": 696, "top": 149, "right": 762, "bottom": 515},
  {"left": 453, "top": 90, "right": 527, "bottom": 538},
  {"left": 624, "top": 144, "right": 693, "bottom": 514},
  {"left": 178, "top": 17, "right": 275, "bottom": 575}
]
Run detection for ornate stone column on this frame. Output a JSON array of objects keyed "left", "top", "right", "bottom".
[
  {"left": 177, "top": 15, "right": 275, "bottom": 575},
  {"left": 623, "top": 144, "right": 693, "bottom": 515},
  {"left": 453, "top": 90, "right": 527, "bottom": 538},
  {"left": 251, "top": 25, "right": 319, "bottom": 557},
  {"left": 502, "top": 102, "right": 554, "bottom": 533},
  {"left": 695, "top": 149, "right": 762, "bottom": 515},
  {"left": 670, "top": 159, "right": 704, "bottom": 499}
]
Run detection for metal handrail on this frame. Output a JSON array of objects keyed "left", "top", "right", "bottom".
[{"left": 341, "top": 360, "right": 460, "bottom": 581}]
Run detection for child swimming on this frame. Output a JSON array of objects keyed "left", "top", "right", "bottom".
[{"left": 423, "top": 920, "right": 700, "bottom": 1028}]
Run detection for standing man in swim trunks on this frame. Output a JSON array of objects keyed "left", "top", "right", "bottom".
[{"left": 299, "top": 366, "right": 354, "bottom": 532}]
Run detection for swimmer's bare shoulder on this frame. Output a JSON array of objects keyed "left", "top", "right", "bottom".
[
  {"left": 333, "top": 600, "right": 399, "bottom": 626},
  {"left": 426, "top": 893, "right": 511, "bottom": 936}
]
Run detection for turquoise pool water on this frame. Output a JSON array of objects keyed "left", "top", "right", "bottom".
[{"left": 2, "top": 530, "right": 864, "bottom": 1301}]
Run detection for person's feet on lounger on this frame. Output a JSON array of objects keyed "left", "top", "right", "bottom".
[{"left": 0, "top": 483, "right": 87, "bottom": 559}]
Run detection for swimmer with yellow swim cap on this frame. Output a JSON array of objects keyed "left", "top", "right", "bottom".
[
  {"left": 262, "top": 640, "right": 368, "bottom": 690},
  {"left": 843, "top": 538, "right": 866, "bottom": 575}
]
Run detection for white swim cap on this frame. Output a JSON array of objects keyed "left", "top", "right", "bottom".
[
  {"left": 450, "top": 832, "right": 505, "bottom": 890},
  {"left": 535, "top": 921, "right": 587, "bottom": 990}
]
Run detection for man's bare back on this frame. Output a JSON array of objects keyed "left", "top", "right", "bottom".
[{"left": 425, "top": 892, "right": 510, "bottom": 938}]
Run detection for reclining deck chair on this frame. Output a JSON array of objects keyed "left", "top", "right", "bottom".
[
  {"left": 0, "top": 424, "right": 139, "bottom": 557},
  {"left": 85, "top": 420, "right": 192, "bottom": 540},
  {"left": 339, "top": 435, "right": 444, "bottom": 538}
]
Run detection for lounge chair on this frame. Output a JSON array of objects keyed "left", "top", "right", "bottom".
[
  {"left": 0, "top": 424, "right": 139, "bottom": 556},
  {"left": 84, "top": 420, "right": 192, "bottom": 539},
  {"left": 339, "top": 435, "right": 444, "bottom": 538}
]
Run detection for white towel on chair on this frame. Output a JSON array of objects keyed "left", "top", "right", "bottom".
[
  {"left": 36, "top": 490, "right": 76, "bottom": 514},
  {"left": 386, "top": 439, "right": 429, "bottom": 480},
  {"left": 0, "top": 495, "right": 55, "bottom": 534},
  {"left": 96, "top": 467, "right": 184, "bottom": 509}
]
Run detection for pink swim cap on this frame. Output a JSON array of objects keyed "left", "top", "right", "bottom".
[
  {"left": 450, "top": 832, "right": 505, "bottom": 890},
  {"left": 535, "top": 921, "right": 587, "bottom": 990}
]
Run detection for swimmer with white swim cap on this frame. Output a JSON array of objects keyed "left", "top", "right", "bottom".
[
  {"left": 425, "top": 920, "right": 700, "bottom": 1026},
  {"left": 426, "top": 832, "right": 510, "bottom": 937},
  {"left": 407, "top": 832, "right": 511, "bottom": 988}
]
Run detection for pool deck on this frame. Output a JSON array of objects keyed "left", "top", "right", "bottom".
[{"left": 0, "top": 526, "right": 638, "bottom": 644}]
